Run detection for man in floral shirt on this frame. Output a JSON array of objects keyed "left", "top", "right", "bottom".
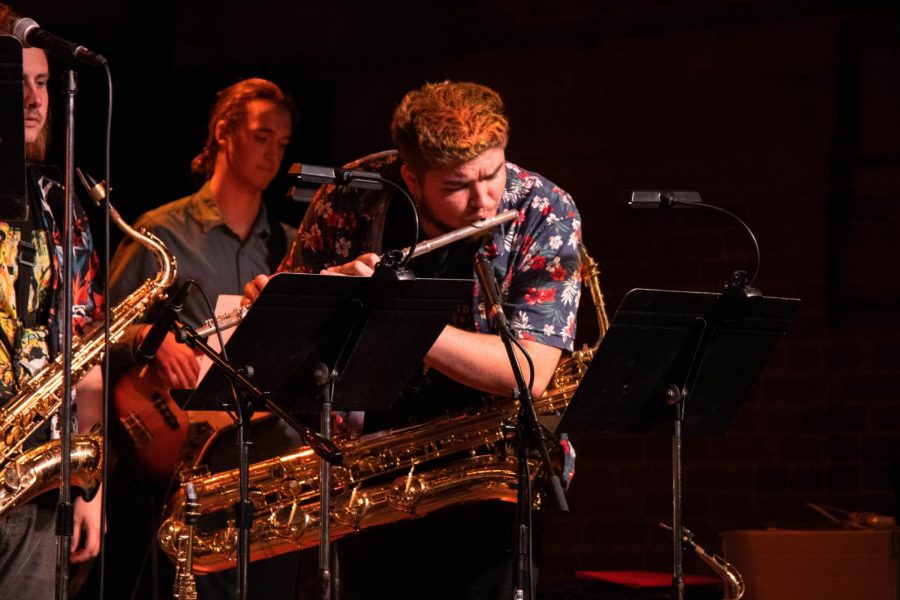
[
  {"left": 0, "top": 6, "right": 105, "bottom": 597},
  {"left": 245, "top": 81, "right": 581, "bottom": 599}
]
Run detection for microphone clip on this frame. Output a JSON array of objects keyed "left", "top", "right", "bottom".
[
  {"left": 374, "top": 249, "right": 415, "bottom": 283},
  {"left": 724, "top": 269, "right": 761, "bottom": 302}
]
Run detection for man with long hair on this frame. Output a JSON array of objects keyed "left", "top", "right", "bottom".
[
  {"left": 0, "top": 4, "right": 105, "bottom": 598},
  {"left": 105, "top": 77, "right": 303, "bottom": 598},
  {"left": 111, "top": 77, "right": 295, "bottom": 390}
]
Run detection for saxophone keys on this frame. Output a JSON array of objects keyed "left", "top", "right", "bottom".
[
  {"left": 159, "top": 520, "right": 187, "bottom": 553},
  {"left": 270, "top": 502, "right": 311, "bottom": 540},
  {"left": 1, "top": 462, "right": 21, "bottom": 491},
  {"left": 387, "top": 468, "right": 427, "bottom": 514},
  {"left": 3, "top": 425, "right": 21, "bottom": 447},
  {"left": 333, "top": 485, "right": 371, "bottom": 529},
  {"left": 211, "top": 526, "right": 238, "bottom": 557}
]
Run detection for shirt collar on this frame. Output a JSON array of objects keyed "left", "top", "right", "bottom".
[{"left": 187, "top": 180, "right": 272, "bottom": 238}]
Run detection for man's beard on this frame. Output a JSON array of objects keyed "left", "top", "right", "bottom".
[
  {"left": 414, "top": 189, "right": 455, "bottom": 237},
  {"left": 25, "top": 118, "right": 49, "bottom": 164},
  {"left": 414, "top": 189, "right": 496, "bottom": 240}
]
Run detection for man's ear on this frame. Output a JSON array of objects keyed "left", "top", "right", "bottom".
[
  {"left": 214, "top": 120, "right": 229, "bottom": 146},
  {"left": 400, "top": 164, "right": 420, "bottom": 201}
]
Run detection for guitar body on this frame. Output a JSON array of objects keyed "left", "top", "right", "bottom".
[{"left": 112, "top": 368, "right": 238, "bottom": 481}]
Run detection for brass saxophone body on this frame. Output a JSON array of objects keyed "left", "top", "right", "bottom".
[
  {"left": 159, "top": 243, "right": 608, "bottom": 575},
  {"left": 0, "top": 205, "right": 177, "bottom": 517},
  {"left": 160, "top": 385, "right": 572, "bottom": 574}
]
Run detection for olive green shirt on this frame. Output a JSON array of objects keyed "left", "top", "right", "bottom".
[{"left": 109, "top": 182, "right": 294, "bottom": 365}]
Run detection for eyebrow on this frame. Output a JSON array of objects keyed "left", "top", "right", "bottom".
[
  {"left": 251, "top": 125, "right": 291, "bottom": 137},
  {"left": 445, "top": 161, "right": 505, "bottom": 185}
]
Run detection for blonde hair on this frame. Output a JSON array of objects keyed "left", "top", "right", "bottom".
[
  {"left": 390, "top": 81, "right": 509, "bottom": 173},
  {"left": 191, "top": 77, "right": 294, "bottom": 177}
]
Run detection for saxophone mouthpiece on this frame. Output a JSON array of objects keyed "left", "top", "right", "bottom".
[{"left": 75, "top": 167, "right": 107, "bottom": 205}]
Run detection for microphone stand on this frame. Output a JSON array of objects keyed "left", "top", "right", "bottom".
[
  {"left": 473, "top": 261, "right": 569, "bottom": 600},
  {"left": 628, "top": 190, "right": 762, "bottom": 600},
  {"left": 55, "top": 67, "right": 77, "bottom": 600},
  {"left": 168, "top": 318, "right": 342, "bottom": 600}
]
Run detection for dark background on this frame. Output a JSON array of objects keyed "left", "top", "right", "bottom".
[{"left": 16, "top": 0, "right": 900, "bottom": 588}]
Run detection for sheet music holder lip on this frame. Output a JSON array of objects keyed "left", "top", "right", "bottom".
[
  {"left": 181, "top": 272, "right": 473, "bottom": 415},
  {"left": 558, "top": 287, "right": 801, "bottom": 436}
]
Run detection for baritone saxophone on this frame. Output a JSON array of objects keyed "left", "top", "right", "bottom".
[
  {"left": 0, "top": 193, "right": 177, "bottom": 517},
  {"left": 160, "top": 243, "right": 608, "bottom": 576}
]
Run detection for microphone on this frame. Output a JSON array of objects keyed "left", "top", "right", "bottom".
[
  {"left": 136, "top": 281, "right": 191, "bottom": 363},
  {"left": 626, "top": 188, "right": 763, "bottom": 295},
  {"left": 287, "top": 163, "right": 384, "bottom": 190},
  {"left": 12, "top": 18, "right": 107, "bottom": 67},
  {"left": 473, "top": 254, "right": 508, "bottom": 330},
  {"left": 626, "top": 190, "right": 702, "bottom": 208}
]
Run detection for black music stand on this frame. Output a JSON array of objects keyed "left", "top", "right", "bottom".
[
  {"left": 559, "top": 288, "right": 800, "bottom": 600},
  {"left": 0, "top": 36, "right": 26, "bottom": 221},
  {"left": 180, "top": 271, "right": 472, "bottom": 600},
  {"left": 186, "top": 272, "right": 472, "bottom": 412}
]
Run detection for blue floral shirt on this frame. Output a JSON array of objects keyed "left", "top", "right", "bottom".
[{"left": 280, "top": 151, "right": 582, "bottom": 352}]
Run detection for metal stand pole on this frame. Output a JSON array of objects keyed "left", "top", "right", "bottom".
[
  {"left": 672, "top": 407, "right": 685, "bottom": 600},
  {"left": 55, "top": 67, "right": 77, "bottom": 600},
  {"left": 235, "top": 399, "right": 254, "bottom": 600},
  {"left": 314, "top": 363, "right": 335, "bottom": 600}
]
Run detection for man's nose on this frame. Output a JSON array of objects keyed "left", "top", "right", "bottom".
[
  {"left": 265, "top": 140, "right": 281, "bottom": 160},
  {"left": 469, "top": 183, "right": 493, "bottom": 209},
  {"left": 23, "top": 81, "right": 39, "bottom": 108}
]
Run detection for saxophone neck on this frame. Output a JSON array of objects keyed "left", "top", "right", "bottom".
[
  {"left": 660, "top": 523, "right": 746, "bottom": 600},
  {"left": 89, "top": 174, "right": 178, "bottom": 294},
  {"left": 577, "top": 243, "right": 609, "bottom": 352},
  {"left": 696, "top": 549, "right": 746, "bottom": 600}
]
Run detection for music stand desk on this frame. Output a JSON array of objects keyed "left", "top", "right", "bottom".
[
  {"left": 183, "top": 271, "right": 472, "bottom": 414},
  {"left": 560, "top": 288, "right": 800, "bottom": 435}
]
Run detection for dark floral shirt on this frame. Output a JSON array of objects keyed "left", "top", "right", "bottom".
[
  {"left": 0, "top": 168, "right": 104, "bottom": 403},
  {"left": 281, "top": 151, "right": 582, "bottom": 352}
]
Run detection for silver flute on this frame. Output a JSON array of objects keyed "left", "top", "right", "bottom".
[
  {"left": 400, "top": 208, "right": 517, "bottom": 259},
  {"left": 194, "top": 209, "right": 518, "bottom": 338}
]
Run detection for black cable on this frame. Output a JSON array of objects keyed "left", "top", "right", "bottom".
[
  {"left": 349, "top": 174, "right": 419, "bottom": 265},
  {"left": 509, "top": 335, "right": 536, "bottom": 392},
  {"left": 193, "top": 282, "right": 242, "bottom": 424},
  {"left": 673, "top": 200, "right": 761, "bottom": 285},
  {"left": 525, "top": 456, "right": 534, "bottom": 600},
  {"left": 191, "top": 280, "right": 229, "bottom": 363},
  {"left": 97, "top": 60, "right": 113, "bottom": 600}
]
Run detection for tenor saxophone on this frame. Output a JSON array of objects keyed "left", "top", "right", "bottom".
[
  {"left": 159, "top": 244, "right": 608, "bottom": 575},
  {"left": 0, "top": 200, "right": 177, "bottom": 517}
]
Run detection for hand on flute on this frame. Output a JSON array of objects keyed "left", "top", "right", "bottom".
[
  {"left": 319, "top": 253, "right": 380, "bottom": 277},
  {"left": 241, "top": 252, "right": 381, "bottom": 309},
  {"left": 241, "top": 273, "right": 270, "bottom": 307}
]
